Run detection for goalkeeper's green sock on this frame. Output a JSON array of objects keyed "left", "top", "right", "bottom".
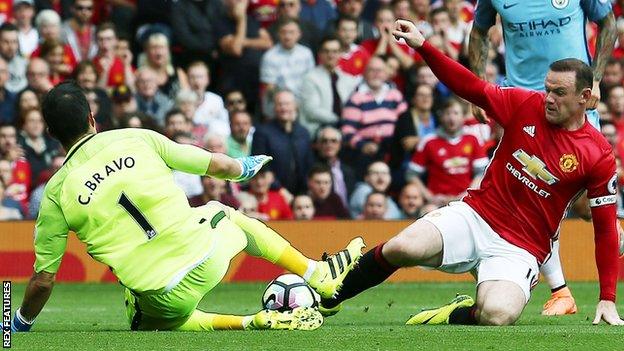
[{"left": 229, "top": 209, "right": 316, "bottom": 279}]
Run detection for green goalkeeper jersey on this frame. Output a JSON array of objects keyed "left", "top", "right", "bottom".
[{"left": 34, "top": 128, "right": 218, "bottom": 293}]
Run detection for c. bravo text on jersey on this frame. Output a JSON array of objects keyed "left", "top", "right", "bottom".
[{"left": 78, "top": 156, "right": 136, "bottom": 205}]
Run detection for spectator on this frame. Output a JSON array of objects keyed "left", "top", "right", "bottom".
[
  {"left": 300, "top": 35, "right": 360, "bottom": 136},
  {"left": 335, "top": 16, "right": 371, "bottom": 76},
  {"left": 397, "top": 183, "right": 424, "bottom": 219},
  {"left": 224, "top": 89, "right": 248, "bottom": 116},
  {"left": 360, "top": 6, "right": 418, "bottom": 73},
  {"left": 0, "top": 124, "right": 31, "bottom": 213},
  {"left": 0, "top": 23, "right": 27, "bottom": 93},
  {"left": 189, "top": 176, "right": 240, "bottom": 208},
  {"left": 260, "top": 18, "right": 314, "bottom": 118},
  {"left": 292, "top": 194, "right": 315, "bottom": 220},
  {"left": 214, "top": 0, "right": 273, "bottom": 114},
  {"left": 139, "top": 33, "right": 186, "bottom": 99},
  {"left": 93, "top": 22, "right": 134, "bottom": 89},
  {"left": 248, "top": 168, "right": 293, "bottom": 220},
  {"left": 360, "top": 191, "right": 387, "bottom": 220},
  {"left": 14, "top": 0, "right": 39, "bottom": 57},
  {"left": 187, "top": 61, "right": 230, "bottom": 137},
  {"left": 314, "top": 126, "right": 356, "bottom": 207},
  {"left": 0, "top": 57, "right": 17, "bottom": 124},
  {"left": 227, "top": 110, "right": 254, "bottom": 158},
  {"left": 25, "top": 58, "right": 53, "bottom": 98},
  {"left": 268, "top": 0, "right": 321, "bottom": 54},
  {"left": 17, "top": 108, "right": 61, "bottom": 185},
  {"left": 326, "top": 0, "right": 375, "bottom": 43},
  {"left": 428, "top": 7, "right": 460, "bottom": 60},
  {"left": 307, "top": 163, "right": 350, "bottom": 219},
  {"left": 0, "top": 159, "right": 24, "bottom": 216},
  {"left": 74, "top": 60, "right": 112, "bottom": 130},
  {"left": 110, "top": 84, "right": 138, "bottom": 127},
  {"left": 299, "top": 0, "right": 336, "bottom": 33},
  {"left": 389, "top": 83, "right": 436, "bottom": 175},
  {"left": 252, "top": 89, "right": 314, "bottom": 195},
  {"left": 33, "top": 10, "right": 77, "bottom": 72},
  {"left": 28, "top": 154, "right": 64, "bottom": 219},
  {"left": 349, "top": 161, "right": 401, "bottom": 219},
  {"left": 61, "top": 0, "right": 97, "bottom": 62},
  {"left": 39, "top": 39, "right": 71, "bottom": 85},
  {"left": 134, "top": 66, "right": 174, "bottom": 127},
  {"left": 170, "top": 0, "right": 223, "bottom": 67},
  {"left": 164, "top": 108, "right": 193, "bottom": 139},
  {"left": 0, "top": 180, "right": 22, "bottom": 220},
  {"left": 406, "top": 98, "right": 489, "bottom": 209},
  {"left": 16, "top": 88, "right": 39, "bottom": 118},
  {"left": 235, "top": 190, "right": 267, "bottom": 220},
  {"left": 341, "top": 56, "right": 407, "bottom": 172},
  {"left": 204, "top": 133, "right": 227, "bottom": 153}
]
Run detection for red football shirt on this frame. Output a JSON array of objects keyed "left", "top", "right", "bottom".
[
  {"left": 93, "top": 55, "right": 126, "bottom": 87},
  {"left": 417, "top": 41, "right": 619, "bottom": 301},
  {"left": 338, "top": 45, "right": 371, "bottom": 76},
  {"left": 410, "top": 133, "right": 488, "bottom": 196},
  {"left": 257, "top": 190, "right": 293, "bottom": 220}
]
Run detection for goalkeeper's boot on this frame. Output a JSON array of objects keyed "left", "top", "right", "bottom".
[
  {"left": 307, "top": 237, "right": 366, "bottom": 299},
  {"left": 542, "top": 286, "right": 577, "bottom": 316},
  {"left": 318, "top": 298, "right": 343, "bottom": 317},
  {"left": 406, "top": 294, "right": 474, "bottom": 325},
  {"left": 248, "top": 307, "right": 323, "bottom": 331}
]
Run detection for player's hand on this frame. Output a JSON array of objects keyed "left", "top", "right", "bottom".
[
  {"left": 471, "top": 104, "right": 490, "bottom": 124},
  {"left": 593, "top": 300, "right": 624, "bottom": 325},
  {"left": 587, "top": 80, "right": 601, "bottom": 110},
  {"left": 232, "top": 155, "right": 273, "bottom": 182},
  {"left": 10, "top": 309, "right": 34, "bottom": 332},
  {"left": 392, "top": 20, "right": 425, "bottom": 48}
]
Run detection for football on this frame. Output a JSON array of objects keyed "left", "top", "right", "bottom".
[{"left": 261, "top": 274, "right": 319, "bottom": 312}]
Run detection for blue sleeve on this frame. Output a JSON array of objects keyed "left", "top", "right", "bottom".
[
  {"left": 474, "top": 0, "right": 497, "bottom": 30},
  {"left": 581, "top": 0, "right": 612, "bottom": 23}
]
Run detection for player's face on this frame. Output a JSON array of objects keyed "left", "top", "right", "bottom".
[
  {"left": 544, "top": 71, "right": 588, "bottom": 126},
  {"left": 440, "top": 103, "right": 463, "bottom": 135}
]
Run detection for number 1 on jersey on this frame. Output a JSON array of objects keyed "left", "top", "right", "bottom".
[{"left": 118, "top": 192, "right": 157, "bottom": 240}]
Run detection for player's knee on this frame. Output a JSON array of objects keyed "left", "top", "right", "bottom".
[
  {"left": 478, "top": 303, "right": 520, "bottom": 326},
  {"left": 382, "top": 234, "right": 428, "bottom": 267}
]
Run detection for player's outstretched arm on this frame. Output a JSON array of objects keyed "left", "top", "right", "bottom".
[
  {"left": 207, "top": 153, "right": 273, "bottom": 182},
  {"left": 12, "top": 272, "right": 55, "bottom": 332},
  {"left": 392, "top": 20, "right": 491, "bottom": 111}
]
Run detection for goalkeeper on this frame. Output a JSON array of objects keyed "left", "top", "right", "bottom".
[{"left": 11, "top": 82, "right": 364, "bottom": 332}]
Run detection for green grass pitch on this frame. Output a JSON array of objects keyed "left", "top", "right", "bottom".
[{"left": 9, "top": 281, "right": 624, "bottom": 350}]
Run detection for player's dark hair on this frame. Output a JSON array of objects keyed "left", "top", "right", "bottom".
[
  {"left": 549, "top": 58, "right": 593, "bottom": 93},
  {"left": 41, "top": 81, "right": 91, "bottom": 147},
  {"left": 307, "top": 163, "right": 332, "bottom": 180}
]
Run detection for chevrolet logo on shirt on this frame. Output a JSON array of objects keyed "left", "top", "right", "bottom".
[{"left": 512, "top": 149, "right": 559, "bottom": 185}]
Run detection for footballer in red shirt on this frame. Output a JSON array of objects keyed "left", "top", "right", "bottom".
[{"left": 320, "top": 20, "right": 623, "bottom": 326}]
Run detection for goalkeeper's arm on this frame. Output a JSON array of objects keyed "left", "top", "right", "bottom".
[{"left": 12, "top": 272, "right": 55, "bottom": 332}]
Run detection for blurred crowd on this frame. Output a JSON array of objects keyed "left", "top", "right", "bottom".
[{"left": 2, "top": 0, "right": 624, "bottom": 221}]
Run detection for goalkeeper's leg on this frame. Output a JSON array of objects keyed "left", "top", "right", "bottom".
[
  {"left": 174, "top": 308, "right": 323, "bottom": 331},
  {"left": 226, "top": 203, "right": 365, "bottom": 298}
]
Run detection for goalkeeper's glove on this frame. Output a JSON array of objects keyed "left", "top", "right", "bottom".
[
  {"left": 231, "top": 155, "right": 273, "bottom": 182},
  {"left": 11, "top": 308, "right": 34, "bottom": 332}
]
